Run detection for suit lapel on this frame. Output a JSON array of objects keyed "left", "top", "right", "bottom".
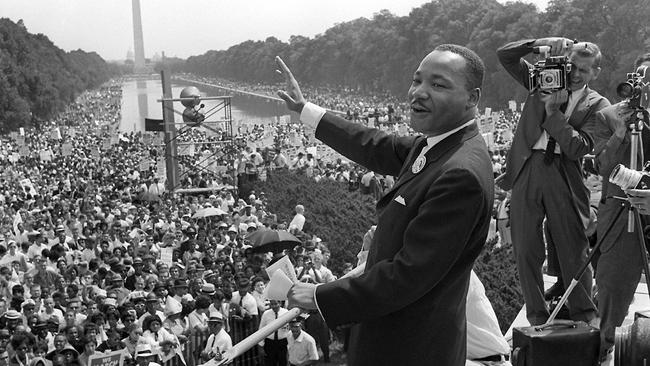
[
  {"left": 567, "top": 88, "right": 593, "bottom": 128},
  {"left": 378, "top": 124, "right": 479, "bottom": 207}
]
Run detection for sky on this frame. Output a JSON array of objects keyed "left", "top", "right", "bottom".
[{"left": 1, "top": 0, "right": 550, "bottom": 61}]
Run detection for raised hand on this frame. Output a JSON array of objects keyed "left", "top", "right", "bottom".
[{"left": 275, "top": 56, "right": 306, "bottom": 114}]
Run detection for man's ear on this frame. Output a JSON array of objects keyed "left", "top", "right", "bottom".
[{"left": 467, "top": 88, "right": 481, "bottom": 109}]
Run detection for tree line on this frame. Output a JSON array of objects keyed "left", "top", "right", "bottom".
[
  {"left": 0, "top": 18, "right": 122, "bottom": 132},
  {"left": 182, "top": 0, "right": 650, "bottom": 108}
]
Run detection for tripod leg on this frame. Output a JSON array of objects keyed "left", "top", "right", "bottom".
[
  {"left": 545, "top": 204, "right": 626, "bottom": 325},
  {"left": 633, "top": 210, "right": 650, "bottom": 302}
]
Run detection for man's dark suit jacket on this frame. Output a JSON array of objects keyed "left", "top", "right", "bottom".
[
  {"left": 496, "top": 39, "right": 610, "bottom": 222},
  {"left": 312, "top": 112, "right": 494, "bottom": 366},
  {"left": 592, "top": 102, "right": 650, "bottom": 252}
]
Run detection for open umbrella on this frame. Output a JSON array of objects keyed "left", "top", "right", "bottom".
[
  {"left": 192, "top": 207, "right": 226, "bottom": 219},
  {"left": 246, "top": 229, "right": 302, "bottom": 253}
]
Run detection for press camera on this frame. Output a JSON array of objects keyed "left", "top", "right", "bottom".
[
  {"left": 617, "top": 65, "right": 650, "bottom": 110},
  {"left": 528, "top": 45, "right": 572, "bottom": 93}
]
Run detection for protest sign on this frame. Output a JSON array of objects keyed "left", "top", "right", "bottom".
[
  {"left": 484, "top": 107, "right": 492, "bottom": 117},
  {"left": 157, "top": 161, "right": 166, "bottom": 177},
  {"left": 178, "top": 144, "right": 195, "bottom": 157},
  {"left": 139, "top": 160, "right": 150, "bottom": 172},
  {"left": 19, "top": 146, "right": 30, "bottom": 157},
  {"left": 39, "top": 150, "right": 52, "bottom": 162},
  {"left": 160, "top": 248, "right": 174, "bottom": 266},
  {"left": 88, "top": 350, "right": 124, "bottom": 366},
  {"left": 62, "top": 143, "right": 73, "bottom": 157},
  {"left": 508, "top": 100, "right": 517, "bottom": 112}
]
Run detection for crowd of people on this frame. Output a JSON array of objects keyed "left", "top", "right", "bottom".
[
  {"left": 0, "top": 79, "right": 350, "bottom": 366},
  {"left": 0, "top": 64, "right": 527, "bottom": 366}
]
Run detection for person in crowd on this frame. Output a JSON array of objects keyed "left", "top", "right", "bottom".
[
  {"left": 496, "top": 37, "right": 609, "bottom": 326},
  {"left": 158, "top": 338, "right": 185, "bottom": 366},
  {"left": 288, "top": 205, "right": 305, "bottom": 233},
  {"left": 258, "top": 300, "right": 289, "bottom": 366},
  {"left": 77, "top": 336, "right": 98, "bottom": 366},
  {"left": 286, "top": 318, "right": 318, "bottom": 366},
  {"left": 135, "top": 343, "right": 160, "bottom": 366},
  {"left": 201, "top": 312, "right": 231, "bottom": 363},
  {"left": 278, "top": 43, "right": 493, "bottom": 365},
  {"left": 230, "top": 278, "right": 258, "bottom": 320},
  {"left": 591, "top": 52, "right": 650, "bottom": 363}
]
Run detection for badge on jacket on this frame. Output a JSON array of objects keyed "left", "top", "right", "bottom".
[{"left": 412, "top": 156, "right": 426, "bottom": 174}]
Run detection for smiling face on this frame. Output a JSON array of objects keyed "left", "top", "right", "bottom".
[
  {"left": 568, "top": 53, "right": 600, "bottom": 91},
  {"left": 408, "top": 50, "right": 479, "bottom": 136}
]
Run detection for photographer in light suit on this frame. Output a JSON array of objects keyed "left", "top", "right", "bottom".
[
  {"left": 592, "top": 52, "right": 650, "bottom": 362},
  {"left": 497, "top": 37, "right": 610, "bottom": 326}
]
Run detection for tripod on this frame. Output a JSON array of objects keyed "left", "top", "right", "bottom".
[{"left": 545, "top": 109, "right": 650, "bottom": 325}]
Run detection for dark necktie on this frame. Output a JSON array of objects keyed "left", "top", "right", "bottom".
[
  {"left": 273, "top": 311, "right": 278, "bottom": 340},
  {"left": 544, "top": 91, "right": 571, "bottom": 165}
]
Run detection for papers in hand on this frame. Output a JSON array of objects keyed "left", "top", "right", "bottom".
[
  {"left": 265, "top": 270, "right": 295, "bottom": 301},
  {"left": 263, "top": 255, "right": 298, "bottom": 300},
  {"left": 265, "top": 255, "right": 298, "bottom": 283}
]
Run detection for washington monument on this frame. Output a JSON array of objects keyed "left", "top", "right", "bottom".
[{"left": 132, "top": 0, "right": 146, "bottom": 73}]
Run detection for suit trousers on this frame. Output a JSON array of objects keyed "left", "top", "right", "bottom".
[
  {"left": 596, "top": 199, "right": 646, "bottom": 356},
  {"left": 510, "top": 152, "right": 597, "bottom": 325},
  {"left": 263, "top": 338, "right": 288, "bottom": 366}
]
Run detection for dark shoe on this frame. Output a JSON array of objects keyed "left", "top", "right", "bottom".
[{"left": 544, "top": 281, "right": 565, "bottom": 301}]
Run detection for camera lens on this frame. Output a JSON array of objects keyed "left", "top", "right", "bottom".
[
  {"left": 544, "top": 75, "right": 554, "bottom": 83},
  {"left": 617, "top": 82, "right": 634, "bottom": 98}
]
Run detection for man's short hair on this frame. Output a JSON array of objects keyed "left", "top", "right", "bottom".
[
  {"left": 571, "top": 42, "right": 602, "bottom": 68},
  {"left": 634, "top": 53, "right": 650, "bottom": 69},
  {"left": 433, "top": 44, "right": 485, "bottom": 91}
]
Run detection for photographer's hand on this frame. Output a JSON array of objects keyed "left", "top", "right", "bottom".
[
  {"left": 275, "top": 56, "right": 306, "bottom": 114},
  {"left": 539, "top": 89, "right": 569, "bottom": 116},
  {"left": 611, "top": 102, "right": 636, "bottom": 138},
  {"left": 626, "top": 189, "right": 650, "bottom": 215},
  {"left": 534, "top": 37, "right": 573, "bottom": 56}
]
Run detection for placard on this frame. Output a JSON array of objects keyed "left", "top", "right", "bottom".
[
  {"left": 160, "top": 247, "right": 173, "bottom": 266},
  {"left": 62, "top": 143, "right": 73, "bottom": 157},
  {"left": 156, "top": 161, "right": 166, "bottom": 177},
  {"left": 88, "top": 349, "right": 124, "bottom": 366},
  {"left": 39, "top": 150, "right": 52, "bottom": 162},
  {"left": 178, "top": 144, "right": 195, "bottom": 156},
  {"left": 19, "top": 146, "right": 30, "bottom": 157},
  {"left": 508, "top": 100, "right": 517, "bottom": 112},
  {"left": 139, "top": 160, "right": 150, "bottom": 172},
  {"left": 51, "top": 128, "right": 62, "bottom": 140}
]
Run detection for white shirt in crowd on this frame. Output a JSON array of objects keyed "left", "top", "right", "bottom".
[
  {"left": 204, "top": 328, "right": 232, "bottom": 356},
  {"left": 287, "top": 330, "right": 319, "bottom": 366},
  {"left": 230, "top": 292, "right": 259, "bottom": 316},
  {"left": 289, "top": 213, "right": 305, "bottom": 232},
  {"left": 258, "top": 307, "right": 290, "bottom": 346}
]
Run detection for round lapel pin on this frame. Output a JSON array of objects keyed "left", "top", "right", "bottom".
[{"left": 411, "top": 155, "right": 426, "bottom": 174}]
